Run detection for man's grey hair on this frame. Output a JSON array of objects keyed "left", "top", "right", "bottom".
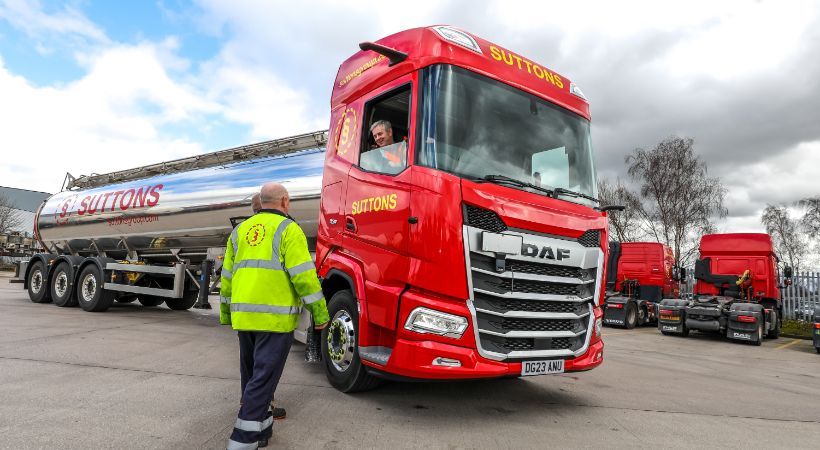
[{"left": 369, "top": 120, "right": 392, "bottom": 133}]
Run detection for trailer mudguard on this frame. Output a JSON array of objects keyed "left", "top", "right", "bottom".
[
  {"left": 603, "top": 295, "right": 630, "bottom": 327},
  {"left": 657, "top": 299, "right": 687, "bottom": 335},
  {"left": 726, "top": 303, "right": 764, "bottom": 343}
]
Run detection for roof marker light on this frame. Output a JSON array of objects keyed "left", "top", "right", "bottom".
[
  {"left": 570, "top": 82, "right": 587, "bottom": 100},
  {"left": 432, "top": 26, "right": 482, "bottom": 54}
]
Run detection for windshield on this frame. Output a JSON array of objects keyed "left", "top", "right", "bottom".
[{"left": 418, "top": 64, "right": 598, "bottom": 206}]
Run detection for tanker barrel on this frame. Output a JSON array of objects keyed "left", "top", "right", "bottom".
[{"left": 194, "top": 259, "right": 214, "bottom": 309}]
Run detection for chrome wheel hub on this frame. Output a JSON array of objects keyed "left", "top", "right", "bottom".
[
  {"left": 30, "top": 270, "right": 43, "bottom": 294},
  {"left": 55, "top": 271, "right": 68, "bottom": 298},
  {"left": 327, "top": 309, "right": 355, "bottom": 373},
  {"left": 81, "top": 273, "right": 97, "bottom": 302}
]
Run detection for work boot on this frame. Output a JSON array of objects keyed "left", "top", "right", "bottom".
[
  {"left": 258, "top": 438, "right": 268, "bottom": 448},
  {"left": 271, "top": 405, "right": 286, "bottom": 420}
]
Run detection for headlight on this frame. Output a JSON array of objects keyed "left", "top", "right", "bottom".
[{"left": 404, "top": 307, "right": 469, "bottom": 338}]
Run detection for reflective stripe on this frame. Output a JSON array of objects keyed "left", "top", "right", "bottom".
[
  {"left": 227, "top": 439, "right": 258, "bottom": 450},
  {"left": 222, "top": 268, "right": 233, "bottom": 280},
  {"left": 271, "top": 219, "right": 292, "bottom": 261},
  {"left": 301, "top": 290, "right": 324, "bottom": 305},
  {"left": 220, "top": 296, "right": 231, "bottom": 304},
  {"left": 234, "top": 259, "right": 283, "bottom": 271},
  {"left": 287, "top": 261, "right": 315, "bottom": 278},
  {"left": 234, "top": 416, "right": 273, "bottom": 432},
  {"left": 230, "top": 227, "right": 239, "bottom": 254},
  {"left": 230, "top": 303, "right": 302, "bottom": 315}
]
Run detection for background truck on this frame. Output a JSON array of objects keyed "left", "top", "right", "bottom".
[
  {"left": 19, "top": 26, "right": 614, "bottom": 392},
  {"left": 603, "top": 241, "right": 679, "bottom": 328},
  {"left": 657, "top": 233, "right": 789, "bottom": 345}
]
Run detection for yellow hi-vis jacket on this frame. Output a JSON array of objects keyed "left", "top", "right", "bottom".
[{"left": 219, "top": 210, "right": 330, "bottom": 332}]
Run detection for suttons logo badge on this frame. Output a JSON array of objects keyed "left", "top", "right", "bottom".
[
  {"left": 334, "top": 108, "right": 357, "bottom": 156},
  {"left": 488, "top": 45, "right": 564, "bottom": 90},
  {"left": 245, "top": 224, "right": 266, "bottom": 247}
]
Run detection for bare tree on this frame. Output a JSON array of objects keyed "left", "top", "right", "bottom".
[
  {"left": 761, "top": 204, "right": 807, "bottom": 271},
  {"left": 0, "top": 194, "right": 23, "bottom": 234},
  {"left": 597, "top": 177, "right": 644, "bottom": 242},
  {"left": 626, "top": 136, "right": 727, "bottom": 265},
  {"left": 799, "top": 196, "right": 820, "bottom": 238}
]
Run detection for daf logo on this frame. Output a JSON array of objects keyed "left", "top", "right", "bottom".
[{"left": 521, "top": 244, "right": 571, "bottom": 261}]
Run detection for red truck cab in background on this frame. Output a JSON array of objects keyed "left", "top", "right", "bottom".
[
  {"left": 603, "top": 242, "right": 679, "bottom": 328},
  {"left": 314, "top": 26, "right": 609, "bottom": 391},
  {"left": 657, "top": 233, "right": 786, "bottom": 345}
]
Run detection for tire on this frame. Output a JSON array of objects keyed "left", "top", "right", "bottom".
[
  {"left": 637, "top": 306, "right": 647, "bottom": 325},
  {"left": 27, "top": 260, "right": 51, "bottom": 303},
  {"left": 321, "top": 290, "right": 380, "bottom": 393},
  {"left": 76, "top": 264, "right": 114, "bottom": 312},
  {"left": 115, "top": 295, "right": 137, "bottom": 303},
  {"left": 816, "top": 347, "right": 820, "bottom": 354},
  {"left": 766, "top": 310, "right": 780, "bottom": 339},
  {"left": 50, "top": 262, "right": 77, "bottom": 307},
  {"left": 138, "top": 296, "right": 165, "bottom": 307},
  {"left": 753, "top": 321, "right": 763, "bottom": 346},
  {"left": 681, "top": 323, "right": 690, "bottom": 337},
  {"left": 165, "top": 291, "right": 198, "bottom": 310},
  {"left": 624, "top": 303, "right": 637, "bottom": 329}
]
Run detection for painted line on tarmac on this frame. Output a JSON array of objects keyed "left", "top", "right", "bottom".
[{"left": 775, "top": 339, "right": 802, "bottom": 350}]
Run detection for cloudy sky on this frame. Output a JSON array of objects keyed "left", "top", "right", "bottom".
[{"left": 0, "top": 0, "right": 818, "bottom": 235}]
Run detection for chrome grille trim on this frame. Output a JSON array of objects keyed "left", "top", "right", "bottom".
[{"left": 463, "top": 225, "right": 603, "bottom": 361}]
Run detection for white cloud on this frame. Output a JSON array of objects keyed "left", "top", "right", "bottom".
[{"left": 0, "top": 0, "right": 108, "bottom": 43}]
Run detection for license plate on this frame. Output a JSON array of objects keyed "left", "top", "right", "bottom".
[
  {"left": 522, "top": 359, "right": 564, "bottom": 376},
  {"left": 660, "top": 315, "right": 679, "bottom": 321}
]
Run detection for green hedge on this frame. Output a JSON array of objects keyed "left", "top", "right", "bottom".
[{"left": 781, "top": 319, "right": 814, "bottom": 339}]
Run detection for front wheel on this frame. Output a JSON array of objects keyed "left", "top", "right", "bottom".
[
  {"left": 321, "top": 290, "right": 380, "bottom": 393},
  {"left": 76, "top": 264, "right": 114, "bottom": 312}
]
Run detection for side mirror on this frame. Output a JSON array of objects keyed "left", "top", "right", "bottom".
[{"left": 783, "top": 266, "right": 793, "bottom": 279}]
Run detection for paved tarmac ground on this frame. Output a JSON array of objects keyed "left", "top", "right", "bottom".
[{"left": 1, "top": 271, "right": 818, "bottom": 449}]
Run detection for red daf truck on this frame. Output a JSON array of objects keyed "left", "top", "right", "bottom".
[
  {"left": 21, "top": 26, "right": 612, "bottom": 391},
  {"left": 603, "top": 242, "right": 679, "bottom": 328},
  {"left": 657, "top": 233, "right": 789, "bottom": 345}
]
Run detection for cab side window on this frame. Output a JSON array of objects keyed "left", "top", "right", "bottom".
[{"left": 359, "top": 86, "right": 411, "bottom": 175}]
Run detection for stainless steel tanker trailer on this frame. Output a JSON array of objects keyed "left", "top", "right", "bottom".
[{"left": 19, "top": 131, "right": 327, "bottom": 338}]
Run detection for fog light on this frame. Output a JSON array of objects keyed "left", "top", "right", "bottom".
[
  {"left": 594, "top": 317, "right": 602, "bottom": 337},
  {"left": 405, "top": 307, "right": 468, "bottom": 338},
  {"left": 432, "top": 357, "right": 462, "bottom": 367},
  {"left": 595, "top": 351, "right": 603, "bottom": 362}
]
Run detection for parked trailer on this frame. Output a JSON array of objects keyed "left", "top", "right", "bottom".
[
  {"left": 603, "top": 241, "right": 679, "bottom": 328},
  {"left": 23, "top": 26, "right": 615, "bottom": 391},
  {"left": 657, "top": 233, "right": 790, "bottom": 345}
]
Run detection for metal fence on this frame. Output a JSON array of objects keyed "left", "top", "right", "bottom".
[{"left": 678, "top": 267, "right": 819, "bottom": 321}]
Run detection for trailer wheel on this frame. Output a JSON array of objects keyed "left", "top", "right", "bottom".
[
  {"left": 27, "top": 260, "right": 51, "bottom": 303},
  {"left": 766, "top": 310, "right": 780, "bottom": 339},
  {"left": 165, "top": 291, "right": 198, "bottom": 310},
  {"left": 50, "top": 262, "right": 77, "bottom": 307},
  {"left": 624, "top": 303, "right": 638, "bottom": 329},
  {"left": 76, "top": 264, "right": 114, "bottom": 312},
  {"left": 138, "top": 296, "right": 165, "bottom": 307},
  {"left": 115, "top": 295, "right": 137, "bottom": 303},
  {"left": 321, "top": 290, "right": 380, "bottom": 393}
]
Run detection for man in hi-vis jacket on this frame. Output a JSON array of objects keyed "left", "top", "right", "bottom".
[{"left": 220, "top": 182, "right": 330, "bottom": 449}]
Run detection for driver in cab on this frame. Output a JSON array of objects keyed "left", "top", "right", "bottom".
[{"left": 368, "top": 120, "right": 406, "bottom": 171}]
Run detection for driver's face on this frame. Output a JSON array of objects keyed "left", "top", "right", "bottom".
[{"left": 372, "top": 125, "right": 394, "bottom": 148}]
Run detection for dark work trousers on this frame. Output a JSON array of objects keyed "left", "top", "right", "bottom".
[{"left": 227, "top": 331, "right": 294, "bottom": 449}]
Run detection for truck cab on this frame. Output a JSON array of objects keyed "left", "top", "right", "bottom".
[
  {"left": 315, "top": 26, "right": 609, "bottom": 391},
  {"left": 657, "top": 233, "right": 785, "bottom": 345},
  {"left": 603, "top": 242, "right": 677, "bottom": 328}
]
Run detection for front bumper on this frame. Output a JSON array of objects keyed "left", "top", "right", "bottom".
[{"left": 360, "top": 338, "right": 604, "bottom": 380}]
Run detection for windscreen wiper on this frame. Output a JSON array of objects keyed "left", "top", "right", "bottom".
[
  {"left": 552, "top": 187, "right": 599, "bottom": 203},
  {"left": 477, "top": 174, "right": 554, "bottom": 196}
]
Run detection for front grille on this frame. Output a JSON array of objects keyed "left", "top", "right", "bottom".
[
  {"left": 464, "top": 205, "right": 507, "bottom": 233},
  {"left": 474, "top": 294, "right": 585, "bottom": 314},
  {"left": 470, "top": 253, "right": 586, "bottom": 279},
  {"left": 480, "top": 335, "right": 577, "bottom": 353},
  {"left": 502, "top": 338, "right": 534, "bottom": 351},
  {"left": 494, "top": 318, "right": 576, "bottom": 332},
  {"left": 578, "top": 230, "right": 600, "bottom": 248}
]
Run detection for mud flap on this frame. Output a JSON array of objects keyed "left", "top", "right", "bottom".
[
  {"left": 727, "top": 303, "right": 763, "bottom": 344},
  {"left": 603, "top": 296, "right": 629, "bottom": 327},
  {"left": 657, "top": 299, "right": 687, "bottom": 335}
]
